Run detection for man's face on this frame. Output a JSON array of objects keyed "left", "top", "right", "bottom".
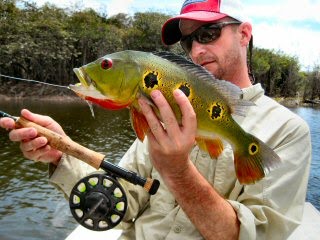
[{"left": 179, "top": 19, "right": 242, "bottom": 81}]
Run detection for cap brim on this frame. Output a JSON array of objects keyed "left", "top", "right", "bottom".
[{"left": 162, "top": 11, "right": 227, "bottom": 46}]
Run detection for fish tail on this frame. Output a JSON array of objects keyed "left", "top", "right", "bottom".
[{"left": 234, "top": 136, "right": 281, "bottom": 184}]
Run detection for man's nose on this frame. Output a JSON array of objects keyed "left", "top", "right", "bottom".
[{"left": 189, "top": 41, "right": 206, "bottom": 60}]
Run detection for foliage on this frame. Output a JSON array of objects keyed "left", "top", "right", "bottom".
[
  {"left": 252, "top": 48, "right": 303, "bottom": 97},
  {"left": 303, "top": 65, "right": 320, "bottom": 101},
  {"left": 0, "top": 0, "right": 318, "bottom": 99}
]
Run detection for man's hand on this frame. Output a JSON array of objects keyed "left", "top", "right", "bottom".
[
  {"left": 138, "top": 89, "right": 197, "bottom": 178},
  {"left": 139, "top": 89, "right": 239, "bottom": 240},
  {"left": 0, "top": 109, "right": 64, "bottom": 165}
]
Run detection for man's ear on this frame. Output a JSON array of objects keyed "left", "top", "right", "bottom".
[{"left": 238, "top": 22, "right": 252, "bottom": 47}]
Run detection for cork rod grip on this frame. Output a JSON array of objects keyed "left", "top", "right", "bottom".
[
  {"left": 16, "top": 117, "right": 104, "bottom": 169},
  {"left": 15, "top": 116, "right": 160, "bottom": 195}
]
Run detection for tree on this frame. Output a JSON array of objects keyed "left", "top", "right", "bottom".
[
  {"left": 123, "top": 12, "right": 171, "bottom": 51},
  {"left": 304, "top": 65, "right": 320, "bottom": 101},
  {"left": 0, "top": 1, "right": 314, "bottom": 99},
  {"left": 252, "top": 48, "right": 301, "bottom": 97}
]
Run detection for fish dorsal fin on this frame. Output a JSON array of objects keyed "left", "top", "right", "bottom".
[{"left": 153, "top": 51, "right": 253, "bottom": 116}]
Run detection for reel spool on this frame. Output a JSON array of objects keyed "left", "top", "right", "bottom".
[{"left": 69, "top": 173, "right": 127, "bottom": 231}]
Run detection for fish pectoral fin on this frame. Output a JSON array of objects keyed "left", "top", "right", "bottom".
[
  {"left": 196, "top": 137, "right": 224, "bottom": 159},
  {"left": 130, "top": 107, "right": 150, "bottom": 141}
]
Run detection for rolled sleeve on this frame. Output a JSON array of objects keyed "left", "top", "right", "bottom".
[
  {"left": 228, "top": 200, "right": 256, "bottom": 239},
  {"left": 49, "top": 154, "right": 97, "bottom": 198},
  {"left": 227, "top": 110, "right": 311, "bottom": 240}
]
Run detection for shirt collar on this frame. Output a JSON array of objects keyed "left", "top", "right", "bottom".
[{"left": 242, "top": 83, "right": 265, "bottom": 101}]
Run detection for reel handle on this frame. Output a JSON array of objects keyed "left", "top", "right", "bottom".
[{"left": 15, "top": 116, "right": 160, "bottom": 194}]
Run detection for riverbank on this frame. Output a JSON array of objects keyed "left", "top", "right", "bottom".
[
  {"left": 1, "top": 93, "right": 318, "bottom": 109},
  {"left": 0, "top": 80, "right": 76, "bottom": 100},
  {"left": 1, "top": 81, "right": 319, "bottom": 107},
  {"left": 0, "top": 93, "right": 80, "bottom": 102},
  {"left": 275, "top": 97, "right": 320, "bottom": 108}
]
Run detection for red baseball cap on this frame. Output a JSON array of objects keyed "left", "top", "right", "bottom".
[{"left": 162, "top": 0, "right": 248, "bottom": 45}]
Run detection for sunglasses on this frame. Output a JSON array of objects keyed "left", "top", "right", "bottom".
[{"left": 180, "top": 21, "right": 241, "bottom": 53}]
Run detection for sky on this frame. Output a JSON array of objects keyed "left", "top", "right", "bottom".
[{"left": 26, "top": 0, "right": 320, "bottom": 70}]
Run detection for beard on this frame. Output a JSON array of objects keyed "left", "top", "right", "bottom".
[{"left": 193, "top": 45, "right": 242, "bottom": 82}]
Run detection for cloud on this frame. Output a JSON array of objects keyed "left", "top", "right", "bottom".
[
  {"left": 246, "top": 0, "right": 320, "bottom": 23},
  {"left": 253, "top": 21, "right": 320, "bottom": 69},
  {"left": 246, "top": 0, "right": 320, "bottom": 68},
  {"left": 28, "top": 0, "right": 134, "bottom": 16},
  {"left": 106, "top": 0, "right": 134, "bottom": 16}
]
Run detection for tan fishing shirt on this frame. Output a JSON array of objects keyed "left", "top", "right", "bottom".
[{"left": 50, "top": 84, "right": 311, "bottom": 240}]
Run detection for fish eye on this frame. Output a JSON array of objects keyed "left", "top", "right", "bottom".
[{"left": 101, "top": 58, "right": 113, "bottom": 70}]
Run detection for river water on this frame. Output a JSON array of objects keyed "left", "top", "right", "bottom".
[{"left": 0, "top": 99, "right": 319, "bottom": 239}]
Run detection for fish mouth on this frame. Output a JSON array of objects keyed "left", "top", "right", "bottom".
[
  {"left": 70, "top": 67, "right": 106, "bottom": 100},
  {"left": 73, "top": 67, "right": 91, "bottom": 87},
  {"left": 70, "top": 67, "right": 130, "bottom": 110}
]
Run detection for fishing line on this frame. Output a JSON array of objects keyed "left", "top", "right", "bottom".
[
  {"left": 0, "top": 73, "right": 97, "bottom": 118},
  {"left": 0, "top": 73, "right": 70, "bottom": 89}
]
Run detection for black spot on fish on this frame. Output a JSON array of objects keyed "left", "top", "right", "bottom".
[
  {"left": 144, "top": 72, "right": 158, "bottom": 88},
  {"left": 179, "top": 84, "right": 190, "bottom": 97},
  {"left": 250, "top": 144, "right": 258, "bottom": 154},
  {"left": 211, "top": 104, "right": 222, "bottom": 119}
]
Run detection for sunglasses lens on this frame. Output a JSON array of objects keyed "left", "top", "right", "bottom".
[
  {"left": 197, "top": 28, "right": 221, "bottom": 43},
  {"left": 180, "top": 37, "right": 192, "bottom": 53},
  {"left": 179, "top": 21, "right": 240, "bottom": 53},
  {"left": 180, "top": 26, "right": 222, "bottom": 53}
]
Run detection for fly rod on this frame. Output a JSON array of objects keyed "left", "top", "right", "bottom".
[{"left": 0, "top": 110, "right": 160, "bottom": 195}]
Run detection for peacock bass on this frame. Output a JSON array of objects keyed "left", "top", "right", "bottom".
[{"left": 70, "top": 50, "right": 280, "bottom": 184}]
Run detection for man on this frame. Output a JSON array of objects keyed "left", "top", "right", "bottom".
[{"left": 0, "top": 0, "right": 311, "bottom": 239}]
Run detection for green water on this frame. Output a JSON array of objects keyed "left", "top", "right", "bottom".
[
  {"left": 0, "top": 99, "right": 319, "bottom": 239},
  {"left": 0, "top": 98, "right": 135, "bottom": 240}
]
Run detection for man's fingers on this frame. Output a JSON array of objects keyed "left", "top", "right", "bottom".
[
  {"left": 138, "top": 97, "right": 165, "bottom": 140},
  {"left": 21, "top": 109, "right": 66, "bottom": 136},
  {"left": 150, "top": 90, "right": 180, "bottom": 134},
  {"left": 9, "top": 127, "right": 37, "bottom": 142},
  {"left": 21, "top": 109, "right": 53, "bottom": 127},
  {"left": 20, "top": 137, "right": 48, "bottom": 152},
  {"left": 173, "top": 89, "right": 197, "bottom": 134},
  {"left": 23, "top": 144, "right": 50, "bottom": 162},
  {"left": 0, "top": 117, "right": 15, "bottom": 129}
]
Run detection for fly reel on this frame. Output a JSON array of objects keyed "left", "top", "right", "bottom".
[{"left": 69, "top": 173, "right": 127, "bottom": 231}]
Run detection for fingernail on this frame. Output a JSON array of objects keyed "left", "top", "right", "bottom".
[
  {"left": 173, "top": 89, "right": 183, "bottom": 97},
  {"left": 21, "top": 109, "right": 31, "bottom": 119},
  {"left": 151, "top": 90, "right": 160, "bottom": 99},
  {"left": 28, "top": 128, "right": 37, "bottom": 137},
  {"left": 39, "top": 137, "right": 47, "bottom": 145}
]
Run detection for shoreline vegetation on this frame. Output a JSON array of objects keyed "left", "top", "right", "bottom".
[
  {"left": 1, "top": 75, "right": 319, "bottom": 109},
  {"left": 1, "top": 1, "right": 319, "bottom": 105}
]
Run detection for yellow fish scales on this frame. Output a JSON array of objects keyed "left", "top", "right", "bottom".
[{"left": 70, "top": 50, "right": 280, "bottom": 184}]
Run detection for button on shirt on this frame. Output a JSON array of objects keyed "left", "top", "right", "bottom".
[{"left": 50, "top": 84, "right": 311, "bottom": 240}]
